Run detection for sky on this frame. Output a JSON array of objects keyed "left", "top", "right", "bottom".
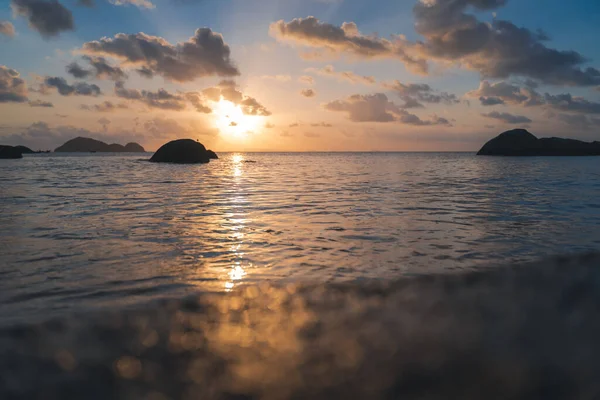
[{"left": 0, "top": 0, "right": 599, "bottom": 152}]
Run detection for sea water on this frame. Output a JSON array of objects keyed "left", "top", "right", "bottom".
[{"left": 1, "top": 152, "right": 600, "bottom": 325}]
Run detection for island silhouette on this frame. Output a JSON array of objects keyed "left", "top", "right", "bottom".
[
  {"left": 478, "top": 129, "right": 600, "bottom": 156},
  {"left": 5, "top": 130, "right": 600, "bottom": 160},
  {"left": 54, "top": 137, "right": 146, "bottom": 153},
  {"left": 0, "top": 145, "right": 25, "bottom": 159}
]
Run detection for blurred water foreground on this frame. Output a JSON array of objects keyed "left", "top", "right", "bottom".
[{"left": 2, "top": 253, "right": 600, "bottom": 400}]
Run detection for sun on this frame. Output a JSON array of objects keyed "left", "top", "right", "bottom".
[{"left": 213, "top": 98, "right": 264, "bottom": 137}]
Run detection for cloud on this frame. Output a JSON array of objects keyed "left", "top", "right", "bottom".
[
  {"left": 481, "top": 111, "right": 532, "bottom": 124},
  {"left": 11, "top": 0, "right": 74, "bottom": 38},
  {"left": 136, "top": 66, "right": 154, "bottom": 79},
  {"left": 265, "top": 123, "right": 275, "bottom": 128},
  {"left": 270, "top": 17, "right": 427, "bottom": 74},
  {"left": 524, "top": 79, "right": 539, "bottom": 89},
  {"left": 410, "top": 0, "right": 600, "bottom": 86},
  {"left": 287, "top": 122, "right": 331, "bottom": 128},
  {"left": 400, "top": 113, "right": 451, "bottom": 126},
  {"left": 143, "top": 117, "right": 218, "bottom": 139},
  {"left": 299, "top": 75, "right": 314, "bottom": 85},
  {"left": 325, "top": 93, "right": 398, "bottom": 122},
  {"left": 383, "top": 80, "right": 459, "bottom": 107},
  {"left": 543, "top": 93, "right": 600, "bottom": 114},
  {"left": 467, "top": 81, "right": 600, "bottom": 116},
  {"left": 202, "top": 80, "right": 271, "bottom": 116},
  {"left": 67, "top": 56, "right": 127, "bottom": 82},
  {"left": 114, "top": 82, "right": 186, "bottom": 110},
  {"left": 272, "top": 3, "right": 600, "bottom": 87},
  {"left": 144, "top": 118, "right": 181, "bottom": 137},
  {"left": 82, "top": 56, "right": 127, "bottom": 80},
  {"left": 306, "top": 65, "right": 376, "bottom": 85},
  {"left": 304, "top": 132, "right": 321, "bottom": 138},
  {"left": 28, "top": 99, "right": 53, "bottom": 107},
  {"left": 81, "top": 28, "right": 239, "bottom": 82},
  {"left": 66, "top": 62, "right": 92, "bottom": 79},
  {"left": 479, "top": 96, "right": 505, "bottom": 106},
  {"left": 202, "top": 79, "right": 241, "bottom": 102},
  {"left": 0, "top": 21, "right": 16, "bottom": 37},
  {"left": 184, "top": 92, "right": 212, "bottom": 113},
  {"left": 310, "top": 122, "right": 333, "bottom": 127},
  {"left": 260, "top": 75, "right": 292, "bottom": 82},
  {"left": 0, "top": 66, "right": 28, "bottom": 103},
  {"left": 109, "top": 0, "right": 154, "bottom": 9},
  {"left": 301, "top": 88, "right": 316, "bottom": 97},
  {"left": 113, "top": 81, "right": 142, "bottom": 99},
  {"left": 240, "top": 97, "right": 272, "bottom": 116},
  {"left": 80, "top": 101, "right": 129, "bottom": 112},
  {"left": 114, "top": 80, "right": 264, "bottom": 115},
  {"left": 43, "top": 77, "right": 101, "bottom": 96},
  {"left": 554, "top": 113, "right": 600, "bottom": 129},
  {"left": 324, "top": 93, "right": 450, "bottom": 125},
  {"left": 98, "top": 117, "right": 110, "bottom": 132},
  {"left": 466, "top": 81, "right": 543, "bottom": 106}
]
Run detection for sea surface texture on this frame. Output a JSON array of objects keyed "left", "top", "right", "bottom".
[{"left": 1, "top": 152, "right": 599, "bottom": 324}]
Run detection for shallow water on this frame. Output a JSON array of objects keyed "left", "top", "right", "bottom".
[{"left": 1, "top": 152, "right": 600, "bottom": 324}]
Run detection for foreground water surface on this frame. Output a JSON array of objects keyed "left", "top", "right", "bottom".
[{"left": 1, "top": 152, "right": 600, "bottom": 324}]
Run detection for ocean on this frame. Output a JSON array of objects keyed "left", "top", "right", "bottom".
[{"left": 1, "top": 152, "right": 600, "bottom": 325}]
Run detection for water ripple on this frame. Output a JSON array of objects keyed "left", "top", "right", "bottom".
[{"left": 1, "top": 152, "right": 600, "bottom": 324}]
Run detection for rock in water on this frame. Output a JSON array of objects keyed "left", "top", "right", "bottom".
[
  {"left": 14, "top": 145, "right": 34, "bottom": 154},
  {"left": 150, "top": 139, "right": 215, "bottom": 164},
  {"left": 0, "top": 145, "right": 23, "bottom": 159},
  {"left": 206, "top": 150, "right": 219, "bottom": 160},
  {"left": 477, "top": 129, "right": 600, "bottom": 156}
]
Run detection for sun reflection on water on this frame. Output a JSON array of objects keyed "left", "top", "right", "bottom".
[
  {"left": 232, "top": 154, "right": 244, "bottom": 177},
  {"left": 225, "top": 154, "right": 248, "bottom": 291},
  {"left": 225, "top": 263, "right": 248, "bottom": 291}
]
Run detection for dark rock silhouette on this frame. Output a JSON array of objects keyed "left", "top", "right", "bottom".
[
  {"left": 0, "top": 145, "right": 23, "bottom": 159},
  {"left": 125, "top": 143, "right": 145, "bottom": 153},
  {"left": 54, "top": 137, "right": 146, "bottom": 153},
  {"left": 107, "top": 143, "right": 125, "bottom": 152},
  {"left": 478, "top": 129, "right": 600, "bottom": 156},
  {"left": 14, "top": 145, "right": 34, "bottom": 154},
  {"left": 150, "top": 139, "right": 216, "bottom": 164},
  {"left": 206, "top": 150, "right": 219, "bottom": 160}
]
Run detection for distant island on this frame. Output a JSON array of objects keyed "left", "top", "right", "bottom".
[
  {"left": 478, "top": 129, "right": 600, "bottom": 156},
  {"left": 55, "top": 137, "right": 146, "bottom": 153}
]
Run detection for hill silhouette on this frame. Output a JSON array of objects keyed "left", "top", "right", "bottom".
[
  {"left": 478, "top": 129, "right": 600, "bottom": 156},
  {"left": 55, "top": 137, "right": 145, "bottom": 153}
]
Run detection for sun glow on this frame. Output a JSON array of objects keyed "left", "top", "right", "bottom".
[{"left": 213, "top": 98, "right": 264, "bottom": 137}]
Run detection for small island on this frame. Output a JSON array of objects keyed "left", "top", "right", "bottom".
[
  {"left": 150, "top": 139, "right": 218, "bottom": 164},
  {"left": 478, "top": 129, "right": 600, "bottom": 156},
  {"left": 55, "top": 137, "right": 146, "bottom": 153}
]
